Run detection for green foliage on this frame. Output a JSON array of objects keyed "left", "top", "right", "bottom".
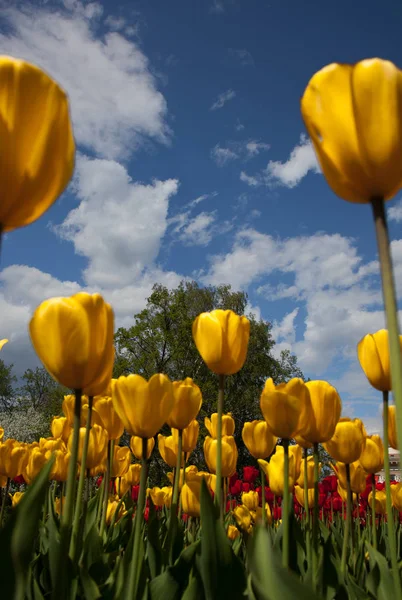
[
  {"left": 17, "top": 367, "right": 67, "bottom": 417},
  {"left": 0, "top": 359, "right": 17, "bottom": 411}
]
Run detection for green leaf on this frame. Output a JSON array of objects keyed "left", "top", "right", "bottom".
[
  {"left": 366, "top": 543, "right": 395, "bottom": 600},
  {"left": 149, "top": 542, "right": 200, "bottom": 600},
  {"left": 147, "top": 500, "right": 164, "bottom": 578},
  {"left": 80, "top": 566, "right": 102, "bottom": 600}
]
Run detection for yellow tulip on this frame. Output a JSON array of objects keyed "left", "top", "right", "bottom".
[
  {"left": 357, "top": 330, "right": 402, "bottom": 392},
  {"left": 233, "top": 504, "right": 252, "bottom": 533},
  {"left": 324, "top": 418, "right": 366, "bottom": 464},
  {"left": 106, "top": 497, "right": 126, "bottom": 525},
  {"left": 368, "top": 490, "right": 387, "bottom": 515},
  {"left": 30, "top": 293, "right": 114, "bottom": 391},
  {"left": 181, "top": 471, "right": 210, "bottom": 517},
  {"left": 124, "top": 463, "right": 142, "bottom": 486},
  {"left": 302, "top": 380, "right": 342, "bottom": 444},
  {"left": 301, "top": 59, "right": 402, "bottom": 204},
  {"left": 337, "top": 482, "right": 357, "bottom": 504},
  {"left": 38, "top": 437, "right": 66, "bottom": 453},
  {"left": 0, "top": 57, "right": 75, "bottom": 231},
  {"left": 241, "top": 490, "right": 259, "bottom": 511},
  {"left": 250, "top": 504, "right": 272, "bottom": 525},
  {"left": 192, "top": 309, "right": 250, "bottom": 375},
  {"left": 258, "top": 445, "right": 300, "bottom": 496},
  {"left": 294, "top": 485, "right": 315, "bottom": 509},
  {"left": 54, "top": 496, "right": 65, "bottom": 516},
  {"left": 0, "top": 427, "right": 3, "bottom": 443},
  {"left": 205, "top": 413, "right": 235, "bottom": 438},
  {"left": 296, "top": 455, "right": 320, "bottom": 488},
  {"left": 93, "top": 395, "right": 124, "bottom": 440},
  {"left": 359, "top": 435, "right": 384, "bottom": 474},
  {"left": 0, "top": 439, "right": 28, "bottom": 479},
  {"left": 148, "top": 486, "right": 173, "bottom": 508},
  {"left": 227, "top": 525, "right": 240, "bottom": 540},
  {"left": 204, "top": 435, "right": 237, "bottom": 477},
  {"left": 388, "top": 405, "right": 398, "bottom": 449},
  {"left": 289, "top": 445, "right": 303, "bottom": 481},
  {"left": 70, "top": 424, "right": 108, "bottom": 470},
  {"left": 24, "top": 447, "right": 48, "bottom": 484},
  {"left": 260, "top": 378, "right": 311, "bottom": 439},
  {"left": 334, "top": 460, "right": 367, "bottom": 494},
  {"left": 111, "top": 445, "right": 131, "bottom": 478},
  {"left": 158, "top": 434, "right": 182, "bottom": 468},
  {"left": 48, "top": 449, "right": 70, "bottom": 482},
  {"left": 167, "top": 378, "right": 202, "bottom": 430},
  {"left": 10, "top": 491, "right": 24, "bottom": 508},
  {"left": 242, "top": 420, "right": 278, "bottom": 459},
  {"left": 130, "top": 436, "right": 155, "bottom": 460},
  {"left": 172, "top": 419, "right": 199, "bottom": 454},
  {"left": 112, "top": 374, "right": 174, "bottom": 438},
  {"left": 51, "top": 416, "right": 72, "bottom": 444},
  {"left": 167, "top": 465, "right": 198, "bottom": 490},
  {"left": 0, "top": 340, "right": 8, "bottom": 351},
  {"left": 294, "top": 435, "right": 313, "bottom": 449},
  {"left": 80, "top": 404, "right": 104, "bottom": 428},
  {"left": 391, "top": 482, "right": 402, "bottom": 511},
  {"left": 62, "top": 394, "right": 87, "bottom": 426}
]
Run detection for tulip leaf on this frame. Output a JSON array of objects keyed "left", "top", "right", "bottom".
[
  {"left": 147, "top": 500, "right": 164, "bottom": 578},
  {"left": 80, "top": 565, "right": 102, "bottom": 600},
  {"left": 248, "top": 526, "right": 321, "bottom": 600},
  {"left": 149, "top": 541, "right": 200, "bottom": 600},
  {"left": 366, "top": 543, "right": 395, "bottom": 600}
]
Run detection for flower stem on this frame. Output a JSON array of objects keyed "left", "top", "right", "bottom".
[
  {"left": 0, "top": 477, "right": 10, "bottom": 527},
  {"left": 371, "top": 478, "right": 377, "bottom": 550},
  {"left": 282, "top": 439, "right": 290, "bottom": 569},
  {"left": 371, "top": 197, "right": 402, "bottom": 451},
  {"left": 383, "top": 390, "right": 402, "bottom": 596},
  {"left": 260, "top": 468, "right": 266, "bottom": 526},
  {"left": 70, "top": 395, "right": 93, "bottom": 562},
  {"left": 340, "top": 464, "right": 352, "bottom": 577},
  {"left": 100, "top": 439, "right": 114, "bottom": 538},
  {"left": 172, "top": 429, "right": 183, "bottom": 511},
  {"left": 215, "top": 374, "right": 225, "bottom": 513},
  {"left": 312, "top": 443, "right": 320, "bottom": 590},
  {"left": 303, "top": 449, "right": 311, "bottom": 567},
  {"left": 125, "top": 438, "right": 148, "bottom": 600}
]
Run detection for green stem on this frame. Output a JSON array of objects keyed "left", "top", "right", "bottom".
[
  {"left": 371, "top": 197, "right": 402, "bottom": 451},
  {"left": 52, "top": 389, "right": 82, "bottom": 600},
  {"left": 282, "top": 439, "right": 289, "bottom": 568},
  {"left": 100, "top": 439, "right": 114, "bottom": 537},
  {"left": 179, "top": 452, "right": 187, "bottom": 519},
  {"left": 340, "top": 464, "right": 352, "bottom": 577},
  {"left": 172, "top": 429, "right": 183, "bottom": 511},
  {"left": 383, "top": 390, "right": 402, "bottom": 596},
  {"left": 260, "top": 468, "right": 266, "bottom": 526},
  {"left": 371, "top": 478, "right": 377, "bottom": 549},
  {"left": 0, "top": 477, "right": 10, "bottom": 527},
  {"left": 215, "top": 374, "right": 225, "bottom": 513},
  {"left": 125, "top": 438, "right": 148, "bottom": 600},
  {"left": 312, "top": 443, "right": 320, "bottom": 590},
  {"left": 70, "top": 395, "right": 93, "bottom": 561},
  {"left": 303, "top": 449, "right": 311, "bottom": 568}
]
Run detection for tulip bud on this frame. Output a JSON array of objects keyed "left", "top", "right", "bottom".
[
  {"left": 24, "top": 447, "right": 48, "bottom": 484},
  {"left": 0, "top": 57, "right": 75, "bottom": 231},
  {"left": 301, "top": 59, "right": 402, "bottom": 204},
  {"left": 302, "top": 380, "right": 342, "bottom": 444},
  {"left": 204, "top": 435, "right": 238, "bottom": 477},
  {"left": 324, "top": 418, "right": 366, "bottom": 464},
  {"left": 130, "top": 436, "right": 155, "bottom": 460},
  {"left": 334, "top": 460, "right": 367, "bottom": 494},
  {"left": 30, "top": 293, "right": 114, "bottom": 391},
  {"left": 294, "top": 485, "right": 315, "bottom": 509},
  {"left": 172, "top": 420, "right": 199, "bottom": 454},
  {"left": 205, "top": 413, "right": 235, "bottom": 438},
  {"left": 167, "top": 465, "right": 198, "bottom": 490},
  {"left": 0, "top": 439, "right": 28, "bottom": 479},
  {"left": 359, "top": 435, "right": 384, "bottom": 474},
  {"left": 233, "top": 504, "right": 252, "bottom": 533},
  {"left": 111, "top": 445, "right": 131, "bottom": 478},
  {"left": 296, "top": 455, "right": 320, "bottom": 488},
  {"left": 70, "top": 424, "right": 108, "bottom": 470},
  {"left": 368, "top": 489, "right": 387, "bottom": 515},
  {"left": 241, "top": 490, "right": 259, "bottom": 511},
  {"left": 357, "top": 330, "right": 402, "bottom": 392},
  {"left": 112, "top": 374, "right": 174, "bottom": 438},
  {"left": 158, "top": 434, "right": 182, "bottom": 468},
  {"left": 93, "top": 395, "right": 124, "bottom": 440},
  {"left": 258, "top": 445, "right": 300, "bottom": 496},
  {"left": 106, "top": 498, "right": 126, "bottom": 525},
  {"left": 227, "top": 525, "right": 240, "bottom": 540},
  {"left": 167, "top": 378, "right": 202, "bottom": 430},
  {"left": 391, "top": 482, "right": 402, "bottom": 511},
  {"left": 10, "top": 491, "right": 24, "bottom": 508},
  {"left": 181, "top": 471, "right": 209, "bottom": 517},
  {"left": 192, "top": 309, "right": 250, "bottom": 375},
  {"left": 242, "top": 420, "right": 278, "bottom": 459},
  {"left": 260, "top": 378, "right": 311, "bottom": 439},
  {"left": 51, "top": 416, "right": 72, "bottom": 443}
]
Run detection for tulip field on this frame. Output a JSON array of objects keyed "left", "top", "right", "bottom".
[{"left": 2, "top": 54, "right": 402, "bottom": 600}]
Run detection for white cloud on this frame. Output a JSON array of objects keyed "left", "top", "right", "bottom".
[
  {"left": 186, "top": 191, "right": 218, "bottom": 209},
  {"left": 176, "top": 212, "right": 217, "bottom": 246},
  {"left": 241, "top": 134, "right": 320, "bottom": 188},
  {"left": 0, "top": 2, "right": 170, "bottom": 159},
  {"left": 210, "top": 1, "right": 225, "bottom": 14},
  {"left": 235, "top": 119, "right": 245, "bottom": 131},
  {"left": 211, "top": 144, "right": 239, "bottom": 166},
  {"left": 229, "top": 49, "right": 254, "bottom": 67},
  {"left": 210, "top": 89, "right": 236, "bottom": 111},
  {"left": 271, "top": 309, "right": 299, "bottom": 345},
  {"left": 245, "top": 140, "right": 270, "bottom": 158},
  {"left": 389, "top": 198, "right": 402, "bottom": 223}
]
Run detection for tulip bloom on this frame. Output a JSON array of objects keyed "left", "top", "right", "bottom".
[
  {"left": 204, "top": 435, "right": 238, "bottom": 477},
  {"left": 30, "top": 293, "right": 114, "bottom": 391},
  {"left": 70, "top": 424, "right": 108, "bottom": 470},
  {"left": 0, "top": 340, "right": 8, "bottom": 352},
  {"left": 158, "top": 434, "right": 182, "bottom": 468},
  {"left": 242, "top": 420, "right": 278, "bottom": 459},
  {"left": 296, "top": 455, "right": 319, "bottom": 488},
  {"left": 357, "top": 330, "right": 402, "bottom": 392},
  {"left": 294, "top": 485, "right": 315, "bottom": 509},
  {"left": 233, "top": 504, "right": 252, "bottom": 533},
  {"left": 324, "top": 418, "right": 366, "bottom": 464},
  {"left": 205, "top": 413, "right": 235, "bottom": 438},
  {"left": 391, "top": 482, "right": 402, "bottom": 511},
  {"left": 192, "top": 309, "right": 250, "bottom": 375},
  {"left": 181, "top": 471, "right": 210, "bottom": 517},
  {"left": 112, "top": 374, "right": 174, "bottom": 438},
  {"left": 368, "top": 489, "right": 387, "bottom": 515},
  {"left": 130, "top": 436, "right": 155, "bottom": 460},
  {"left": 93, "top": 395, "right": 124, "bottom": 440},
  {"left": 334, "top": 460, "right": 367, "bottom": 494},
  {"left": 260, "top": 378, "right": 311, "bottom": 439},
  {"left": 0, "top": 439, "right": 28, "bottom": 479},
  {"left": 301, "top": 59, "right": 402, "bottom": 204},
  {"left": 111, "top": 446, "right": 131, "bottom": 478},
  {"left": 388, "top": 405, "right": 398, "bottom": 449},
  {"left": 359, "top": 435, "right": 384, "bottom": 474},
  {"left": 106, "top": 498, "right": 126, "bottom": 526},
  {"left": 11, "top": 491, "right": 24, "bottom": 508},
  {"left": 258, "top": 445, "right": 299, "bottom": 496},
  {"left": 0, "top": 56, "right": 75, "bottom": 231},
  {"left": 148, "top": 486, "right": 172, "bottom": 508},
  {"left": 302, "top": 380, "right": 342, "bottom": 444},
  {"left": 167, "top": 378, "right": 202, "bottom": 430},
  {"left": 241, "top": 490, "right": 259, "bottom": 511},
  {"left": 51, "top": 416, "right": 72, "bottom": 444},
  {"left": 172, "top": 419, "right": 199, "bottom": 454},
  {"left": 167, "top": 465, "right": 199, "bottom": 490},
  {"left": 227, "top": 525, "right": 240, "bottom": 540}
]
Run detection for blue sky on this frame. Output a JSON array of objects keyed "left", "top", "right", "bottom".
[{"left": 1, "top": 0, "right": 402, "bottom": 433}]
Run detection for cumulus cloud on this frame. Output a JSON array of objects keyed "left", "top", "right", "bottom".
[
  {"left": 210, "top": 89, "right": 236, "bottom": 111},
  {"left": 0, "top": 2, "right": 170, "bottom": 159},
  {"left": 212, "top": 139, "right": 270, "bottom": 166},
  {"left": 389, "top": 198, "right": 402, "bottom": 223},
  {"left": 211, "top": 144, "right": 239, "bottom": 166}
]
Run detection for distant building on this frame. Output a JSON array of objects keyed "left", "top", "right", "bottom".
[{"left": 377, "top": 447, "right": 400, "bottom": 482}]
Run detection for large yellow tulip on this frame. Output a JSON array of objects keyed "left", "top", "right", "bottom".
[
  {"left": 192, "top": 309, "right": 250, "bottom": 375},
  {"left": 70, "top": 424, "right": 108, "bottom": 470},
  {"left": 172, "top": 419, "right": 199, "bottom": 454},
  {"left": 203, "top": 435, "right": 238, "bottom": 477},
  {"left": 0, "top": 56, "right": 75, "bottom": 231},
  {"left": 130, "top": 436, "right": 155, "bottom": 460},
  {"left": 112, "top": 374, "right": 174, "bottom": 438},
  {"left": 368, "top": 490, "right": 387, "bottom": 515},
  {"left": 258, "top": 445, "right": 300, "bottom": 496},
  {"left": 205, "top": 413, "right": 235, "bottom": 438},
  {"left": 158, "top": 434, "right": 182, "bottom": 468},
  {"left": 357, "top": 330, "right": 402, "bottom": 392},
  {"left": 302, "top": 380, "right": 342, "bottom": 444},
  {"left": 260, "top": 378, "right": 311, "bottom": 439},
  {"left": 359, "top": 435, "right": 384, "bottom": 474},
  {"left": 324, "top": 418, "right": 366, "bottom": 464},
  {"left": 0, "top": 439, "right": 27, "bottom": 479},
  {"left": 391, "top": 482, "right": 402, "bottom": 511},
  {"left": 93, "top": 395, "right": 124, "bottom": 440},
  {"left": 242, "top": 420, "right": 277, "bottom": 459},
  {"left": 333, "top": 460, "right": 367, "bottom": 494},
  {"left": 30, "top": 293, "right": 114, "bottom": 391},
  {"left": 167, "top": 378, "right": 202, "bottom": 430},
  {"left": 111, "top": 445, "right": 131, "bottom": 478},
  {"left": 301, "top": 59, "right": 402, "bottom": 204}
]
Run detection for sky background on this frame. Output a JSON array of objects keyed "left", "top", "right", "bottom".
[{"left": 1, "top": 0, "right": 402, "bottom": 433}]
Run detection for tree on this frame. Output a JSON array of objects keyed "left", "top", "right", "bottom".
[
  {"left": 114, "top": 281, "right": 306, "bottom": 473},
  {"left": 0, "top": 359, "right": 17, "bottom": 411},
  {"left": 17, "top": 367, "right": 67, "bottom": 417}
]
